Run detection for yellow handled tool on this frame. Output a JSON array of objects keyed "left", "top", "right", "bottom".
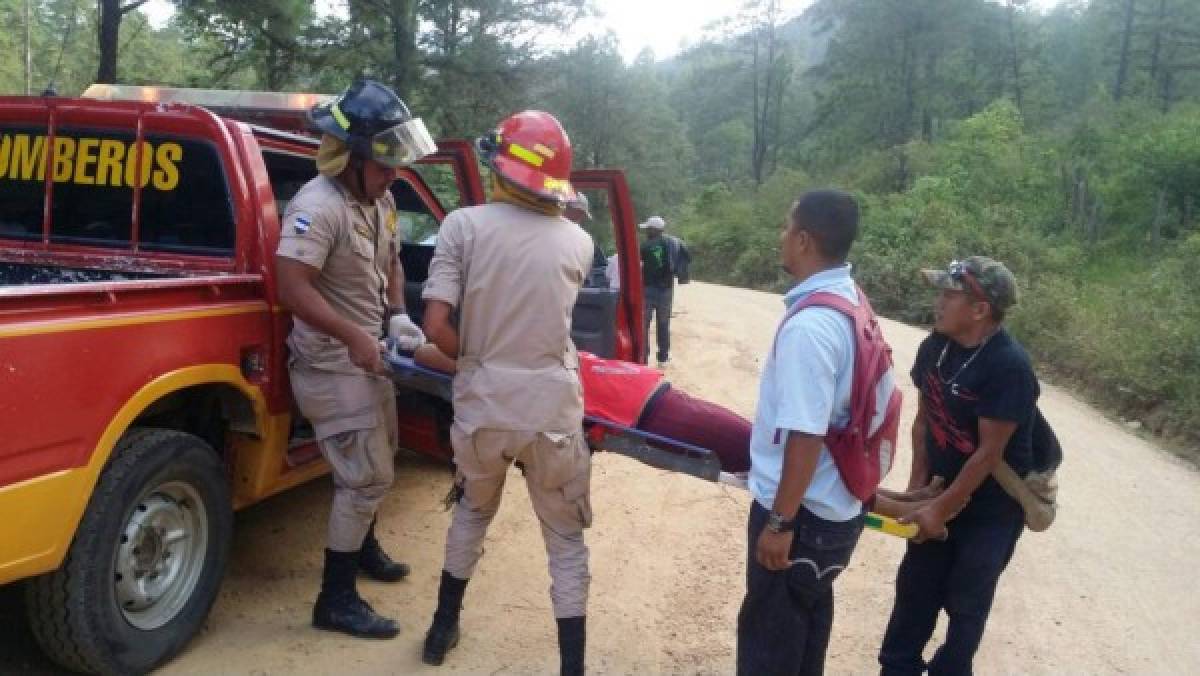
[{"left": 865, "top": 512, "right": 919, "bottom": 539}]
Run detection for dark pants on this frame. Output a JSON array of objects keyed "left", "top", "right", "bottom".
[
  {"left": 638, "top": 385, "right": 752, "bottom": 473},
  {"left": 643, "top": 284, "right": 673, "bottom": 362},
  {"left": 878, "top": 508, "right": 1024, "bottom": 676},
  {"left": 737, "top": 501, "right": 864, "bottom": 676}
]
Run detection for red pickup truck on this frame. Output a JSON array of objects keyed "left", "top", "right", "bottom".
[{"left": 0, "top": 86, "right": 645, "bottom": 675}]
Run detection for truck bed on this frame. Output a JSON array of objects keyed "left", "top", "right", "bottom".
[{"left": 0, "top": 262, "right": 166, "bottom": 286}]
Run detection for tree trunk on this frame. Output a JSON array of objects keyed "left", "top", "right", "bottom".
[
  {"left": 389, "top": 0, "right": 418, "bottom": 96},
  {"left": 1113, "top": 0, "right": 1137, "bottom": 100},
  {"left": 95, "top": 0, "right": 148, "bottom": 85},
  {"left": 1006, "top": 0, "right": 1025, "bottom": 114},
  {"left": 749, "top": 0, "right": 785, "bottom": 186},
  {"left": 24, "top": 0, "right": 32, "bottom": 94},
  {"left": 1160, "top": 67, "right": 1175, "bottom": 112},
  {"left": 96, "top": 0, "right": 122, "bottom": 84},
  {"left": 1072, "top": 171, "right": 1086, "bottom": 228},
  {"left": 901, "top": 31, "right": 916, "bottom": 144},
  {"left": 1152, "top": 188, "right": 1166, "bottom": 250},
  {"left": 1060, "top": 164, "right": 1072, "bottom": 227},
  {"left": 1087, "top": 198, "right": 1102, "bottom": 245},
  {"left": 750, "top": 25, "right": 763, "bottom": 185},
  {"left": 1148, "top": 0, "right": 1167, "bottom": 82}
]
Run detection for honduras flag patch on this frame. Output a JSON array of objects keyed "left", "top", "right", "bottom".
[{"left": 292, "top": 213, "right": 311, "bottom": 234}]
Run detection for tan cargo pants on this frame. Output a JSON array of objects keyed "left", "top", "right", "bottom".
[
  {"left": 443, "top": 423, "right": 593, "bottom": 618},
  {"left": 289, "top": 362, "right": 399, "bottom": 552}
]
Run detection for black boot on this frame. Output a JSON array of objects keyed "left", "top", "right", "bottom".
[
  {"left": 313, "top": 548, "right": 400, "bottom": 639},
  {"left": 359, "top": 520, "right": 411, "bottom": 582},
  {"left": 422, "top": 571, "right": 468, "bottom": 666},
  {"left": 557, "top": 616, "right": 586, "bottom": 676}
]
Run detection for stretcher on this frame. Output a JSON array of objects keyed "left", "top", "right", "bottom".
[{"left": 384, "top": 351, "right": 917, "bottom": 539}]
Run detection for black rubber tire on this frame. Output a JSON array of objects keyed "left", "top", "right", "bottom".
[{"left": 24, "top": 428, "right": 233, "bottom": 675}]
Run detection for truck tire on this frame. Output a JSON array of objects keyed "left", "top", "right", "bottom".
[{"left": 25, "top": 428, "right": 233, "bottom": 675}]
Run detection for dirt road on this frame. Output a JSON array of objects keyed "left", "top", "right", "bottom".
[{"left": 4, "top": 281, "right": 1198, "bottom": 674}]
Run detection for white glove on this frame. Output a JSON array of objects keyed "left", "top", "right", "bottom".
[{"left": 387, "top": 312, "right": 426, "bottom": 352}]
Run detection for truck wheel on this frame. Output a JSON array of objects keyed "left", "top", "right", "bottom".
[{"left": 25, "top": 428, "right": 233, "bottom": 675}]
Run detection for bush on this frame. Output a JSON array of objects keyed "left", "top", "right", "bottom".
[{"left": 672, "top": 99, "right": 1200, "bottom": 453}]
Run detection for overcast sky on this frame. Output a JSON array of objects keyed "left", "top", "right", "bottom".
[{"left": 140, "top": 0, "right": 1063, "bottom": 64}]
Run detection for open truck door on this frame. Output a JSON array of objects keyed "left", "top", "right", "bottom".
[{"left": 569, "top": 169, "right": 645, "bottom": 363}]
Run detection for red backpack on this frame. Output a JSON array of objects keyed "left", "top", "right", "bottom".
[{"left": 774, "top": 285, "right": 903, "bottom": 502}]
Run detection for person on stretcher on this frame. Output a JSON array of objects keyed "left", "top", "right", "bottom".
[
  {"left": 408, "top": 344, "right": 945, "bottom": 518},
  {"left": 412, "top": 343, "right": 945, "bottom": 523},
  {"left": 411, "top": 344, "right": 751, "bottom": 472}
]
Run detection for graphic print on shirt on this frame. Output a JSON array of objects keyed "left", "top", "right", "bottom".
[{"left": 923, "top": 370, "right": 977, "bottom": 455}]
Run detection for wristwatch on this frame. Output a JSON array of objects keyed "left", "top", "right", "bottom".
[{"left": 766, "top": 510, "right": 795, "bottom": 534}]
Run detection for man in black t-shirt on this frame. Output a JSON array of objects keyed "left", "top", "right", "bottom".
[
  {"left": 879, "top": 256, "right": 1039, "bottom": 676},
  {"left": 639, "top": 216, "right": 690, "bottom": 365}
]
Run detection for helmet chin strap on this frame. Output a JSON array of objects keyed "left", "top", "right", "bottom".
[{"left": 342, "top": 154, "right": 369, "bottom": 202}]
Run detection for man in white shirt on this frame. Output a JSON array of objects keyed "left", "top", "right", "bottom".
[{"left": 737, "top": 189, "right": 876, "bottom": 675}]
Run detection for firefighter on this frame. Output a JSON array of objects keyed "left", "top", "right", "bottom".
[
  {"left": 275, "top": 78, "right": 436, "bottom": 639},
  {"left": 420, "top": 111, "right": 595, "bottom": 674}
]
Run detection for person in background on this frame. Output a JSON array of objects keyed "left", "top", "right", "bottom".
[
  {"left": 638, "top": 216, "right": 690, "bottom": 365},
  {"left": 566, "top": 192, "right": 610, "bottom": 289}
]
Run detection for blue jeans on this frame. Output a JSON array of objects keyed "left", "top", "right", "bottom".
[
  {"left": 878, "top": 508, "right": 1024, "bottom": 676},
  {"left": 643, "top": 284, "right": 673, "bottom": 362},
  {"left": 737, "top": 502, "right": 864, "bottom": 676}
]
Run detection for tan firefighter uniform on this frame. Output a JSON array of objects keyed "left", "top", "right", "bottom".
[
  {"left": 423, "top": 201, "right": 595, "bottom": 618},
  {"left": 277, "top": 174, "right": 401, "bottom": 553}
]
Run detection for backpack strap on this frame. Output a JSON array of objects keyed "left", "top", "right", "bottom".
[
  {"left": 771, "top": 290, "right": 857, "bottom": 356},
  {"left": 772, "top": 284, "right": 895, "bottom": 442}
]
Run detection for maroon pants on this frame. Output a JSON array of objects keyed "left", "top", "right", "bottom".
[{"left": 638, "top": 385, "right": 752, "bottom": 473}]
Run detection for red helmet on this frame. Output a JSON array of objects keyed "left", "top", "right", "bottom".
[{"left": 478, "top": 110, "right": 575, "bottom": 202}]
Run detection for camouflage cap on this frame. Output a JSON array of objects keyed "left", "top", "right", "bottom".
[{"left": 921, "top": 256, "right": 1019, "bottom": 310}]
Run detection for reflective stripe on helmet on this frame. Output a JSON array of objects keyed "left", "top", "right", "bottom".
[
  {"left": 506, "top": 142, "right": 545, "bottom": 168},
  {"left": 330, "top": 101, "right": 351, "bottom": 130},
  {"left": 543, "top": 176, "right": 570, "bottom": 194}
]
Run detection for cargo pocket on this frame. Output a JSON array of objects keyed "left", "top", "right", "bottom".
[
  {"left": 534, "top": 432, "right": 589, "bottom": 492},
  {"left": 291, "top": 370, "right": 379, "bottom": 441},
  {"left": 449, "top": 426, "right": 507, "bottom": 513},
  {"left": 320, "top": 430, "right": 374, "bottom": 488},
  {"left": 562, "top": 469, "right": 593, "bottom": 529},
  {"left": 535, "top": 434, "right": 592, "bottom": 529}
]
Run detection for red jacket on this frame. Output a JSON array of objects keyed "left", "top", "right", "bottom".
[{"left": 578, "top": 351, "right": 664, "bottom": 426}]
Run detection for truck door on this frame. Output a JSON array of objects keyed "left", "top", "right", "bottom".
[
  {"left": 570, "top": 169, "right": 645, "bottom": 363},
  {"left": 397, "top": 140, "right": 486, "bottom": 327}
]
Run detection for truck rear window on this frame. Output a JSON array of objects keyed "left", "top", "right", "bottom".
[
  {"left": 0, "top": 126, "right": 235, "bottom": 255},
  {"left": 0, "top": 127, "right": 47, "bottom": 241}
]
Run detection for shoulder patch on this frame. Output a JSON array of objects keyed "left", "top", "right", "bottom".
[{"left": 291, "top": 213, "right": 312, "bottom": 235}]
